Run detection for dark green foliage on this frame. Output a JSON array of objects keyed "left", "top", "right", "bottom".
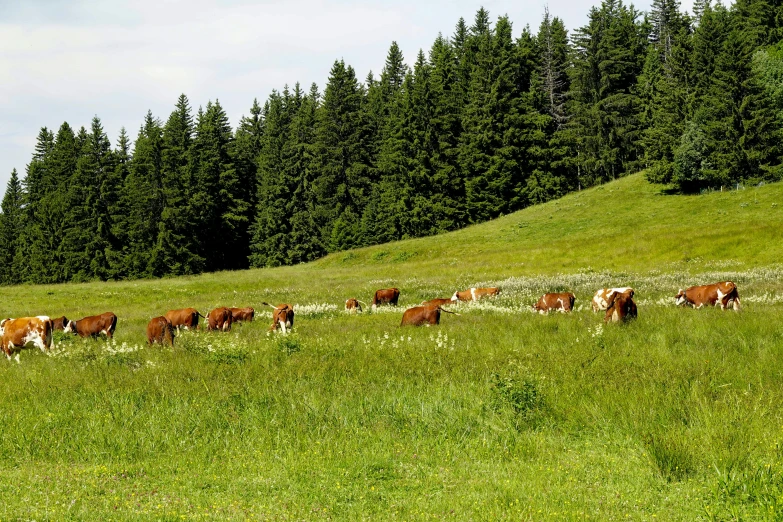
[
  {"left": 4, "top": 0, "right": 783, "bottom": 281},
  {"left": 0, "top": 170, "right": 24, "bottom": 285}
]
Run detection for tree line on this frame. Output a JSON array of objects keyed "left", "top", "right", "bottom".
[{"left": 2, "top": 0, "right": 782, "bottom": 285}]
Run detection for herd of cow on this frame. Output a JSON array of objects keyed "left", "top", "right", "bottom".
[{"left": 0, "top": 280, "right": 741, "bottom": 360}]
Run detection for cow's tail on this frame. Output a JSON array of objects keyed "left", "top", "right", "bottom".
[
  {"left": 44, "top": 318, "right": 53, "bottom": 351},
  {"left": 728, "top": 285, "right": 741, "bottom": 311},
  {"left": 569, "top": 294, "right": 576, "bottom": 311},
  {"left": 109, "top": 314, "right": 118, "bottom": 337},
  {"left": 438, "top": 307, "right": 461, "bottom": 316},
  {"left": 262, "top": 302, "right": 281, "bottom": 310}
]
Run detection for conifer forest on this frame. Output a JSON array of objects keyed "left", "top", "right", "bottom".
[{"left": 2, "top": 0, "right": 782, "bottom": 284}]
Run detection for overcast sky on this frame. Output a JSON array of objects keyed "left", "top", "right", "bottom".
[{"left": 0, "top": 0, "right": 695, "bottom": 199}]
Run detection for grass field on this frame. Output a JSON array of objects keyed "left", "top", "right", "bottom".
[{"left": 2, "top": 173, "right": 783, "bottom": 520}]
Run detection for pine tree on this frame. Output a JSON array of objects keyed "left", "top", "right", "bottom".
[
  {"left": 191, "top": 99, "right": 247, "bottom": 271},
  {"left": 0, "top": 170, "right": 24, "bottom": 285},
  {"left": 61, "top": 116, "right": 116, "bottom": 281},
  {"left": 118, "top": 112, "right": 164, "bottom": 278},
  {"left": 249, "top": 91, "right": 294, "bottom": 267},
  {"left": 311, "top": 60, "right": 372, "bottom": 251},
  {"left": 150, "top": 94, "right": 204, "bottom": 276}
]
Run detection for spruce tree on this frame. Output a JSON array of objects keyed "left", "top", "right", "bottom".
[
  {"left": 0, "top": 170, "right": 24, "bottom": 285},
  {"left": 150, "top": 94, "right": 204, "bottom": 276}
]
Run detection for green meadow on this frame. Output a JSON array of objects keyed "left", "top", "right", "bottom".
[{"left": 2, "top": 173, "right": 783, "bottom": 520}]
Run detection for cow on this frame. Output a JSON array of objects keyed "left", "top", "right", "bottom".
[
  {"left": 147, "top": 316, "right": 175, "bottom": 346},
  {"left": 592, "top": 287, "right": 634, "bottom": 312},
  {"left": 229, "top": 307, "right": 255, "bottom": 323},
  {"left": 605, "top": 289, "right": 638, "bottom": 323},
  {"left": 451, "top": 287, "right": 501, "bottom": 302},
  {"left": 345, "top": 298, "right": 363, "bottom": 313},
  {"left": 263, "top": 303, "right": 294, "bottom": 333},
  {"left": 51, "top": 316, "right": 72, "bottom": 331},
  {"left": 207, "top": 307, "right": 233, "bottom": 332},
  {"left": 533, "top": 292, "right": 576, "bottom": 314},
  {"left": 2, "top": 317, "right": 53, "bottom": 359},
  {"left": 65, "top": 312, "right": 117, "bottom": 339},
  {"left": 675, "top": 281, "right": 741, "bottom": 311},
  {"left": 165, "top": 308, "right": 204, "bottom": 331},
  {"left": 400, "top": 305, "right": 460, "bottom": 327},
  {"left": 421, "top": 298, "right": 454, "bottom": 307},
  {"left": 372, "top": 288, "right": 400, "bottom": 309}
]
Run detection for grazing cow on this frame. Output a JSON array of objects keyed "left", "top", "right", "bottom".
[
  {"left": 675, "top": 281, "right": 741, "bottom": 311},
  {"left": 345, "top": 298, "right": 363, "bottom": 313},
  {"left": 2, "top": 317, "right": 53, "bottom": 358},
  {"left": 605, "top": 289, "right": 638, "bottom": 323},
  {"left": 147, "top": 316, "right": 175, "bottom": 346},
  {"left": 421, "top": 298, "right": 453, "bottom": 307},
  {"left": 592, "top": 287, "right": 634, "bottom": 312},
  {"left": 533, "top": 292, "right": 576, "bottom": 314},
  {"left": 372, "top": 288, "right": 400, "bottom": 308},
  {"left": 451, "top": 287, "right": 501, "bottom": 302},
  {"left": 65, "top": 312, "right": 117, "bottom": 339},
  {"left": 165, "top": 308, "right": 204, "bottom": 331},
  {"left": 207, "top": 307, "right": 233, "bottom": 332},
  {"left": 400, "top": 305, "right": 460, "bottom": 327},
  {"left": 229, "top": 307, "right": 255, "bottom": 323},
  {"left": 51, "top": 316, "right": 72, "bottom": 331},
  {"left": 263, "top": 303, "right": 294, "bottom": 333}
]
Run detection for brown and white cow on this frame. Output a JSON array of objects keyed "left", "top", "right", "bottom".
[
  {"left": 605, "top": 289, "right": 638, "bottom": 323},
  {"left": 533, "top": 292, "right": 576, "bottom": 314},
  {"left": 147, "top": 316, "right": 175, "bottom": 346},
  {"left": 207, "top": 307, "right": 233, "bottom": 332},
  {"left": 264, "top": 303, "right": 294, "bottom": 333},
  {"left": 2, "top": 317, "right": 53, "bottom": 358},
  {"left": 451, "top": 287, "right": 501, "bottom": 302},
  {"left": 400, "top": 305, "right": 460, "bottom": 327},
  {"left": 165, "top": 308, "right": 204, "bottom": 331},
  {"left": 592, "top": 288, "right": 634, "bottom": 312},
  {"left": 675, "top": 281, "right": 741, "bottom": 311},
  {"left": 421, "top": 298, "right": 454, "bottom": 308},
  {"left": 65, "top": 312, "right": 117, "bottom": 339},
  {"left": 229, "top": 307, "right": 255, "bottom": 323},
  {"left": 345, "top": 298, "right": 363, "bottom": 313},
  {"left": 372, "top": 288, "right": 400, "bottom": 308}
]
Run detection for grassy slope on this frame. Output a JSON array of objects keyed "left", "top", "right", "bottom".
[{"left": 1, "top": 174, "right": 783, "bottom": 521}]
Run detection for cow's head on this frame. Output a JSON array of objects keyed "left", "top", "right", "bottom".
[
  {"left": 674, "top": 289, "right": 687, "bottom": 306},
  {"left": 63, "top": 320, "right": 76, "bottom": 333}
]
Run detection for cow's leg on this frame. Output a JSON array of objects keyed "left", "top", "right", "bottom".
[{"left": 279, "top": 319, "right": 287, "bottom": 334}]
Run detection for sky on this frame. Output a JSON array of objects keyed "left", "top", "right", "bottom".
[{"left": 0, "top": 0, "right": 696, "bottom": 200}]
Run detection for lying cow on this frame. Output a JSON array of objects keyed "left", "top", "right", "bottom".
[
  {"left": 451, "top": 287, "right": 500, "bottom": 302},
  {"left": 592, "top": 288, "right": 634, "bottom": 312},
  {"left": 345, "top": 298, "right": 363, "bottom": 313},
  {"left": 372, "top": 288, "right": 400, "bottom": 308},
  {"left": 65, "top": 312, "right": 117, "bottom": 339},
  {"left": 229, "top": 307, "right": 255, "bottom": 323},
  {"left": 147, "top": 316, "right": 175, "bottom": 346},
  {"left": 534, "top": 292, "right": 576, "bottom": 314},
  {"left": 605, "top": 289, "right": 637, "bottom": 323},
  {"left": 207, "top": 307, "right": 233, "bottom": 332},
  {"left": 2, "top": 317, "right": 53, "bottom": 358},
  {"left": 400, "top": 305, "right": 460, "bottom": 327},
  {"left": 421, "top": 298, "right": 453, "bottom": 307},
  {"left": 263, "top": 303, "right": 294, "bottom": 333},
  {"left": 165, "top": 308, "right": 205, "bottom": 330},
  {"left": 675, "top": 281, "right": 741, "bottom": 311}
]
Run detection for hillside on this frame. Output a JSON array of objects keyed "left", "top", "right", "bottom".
[{"left": 2, "top": 174, "right": 783, "bottom": 520}]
